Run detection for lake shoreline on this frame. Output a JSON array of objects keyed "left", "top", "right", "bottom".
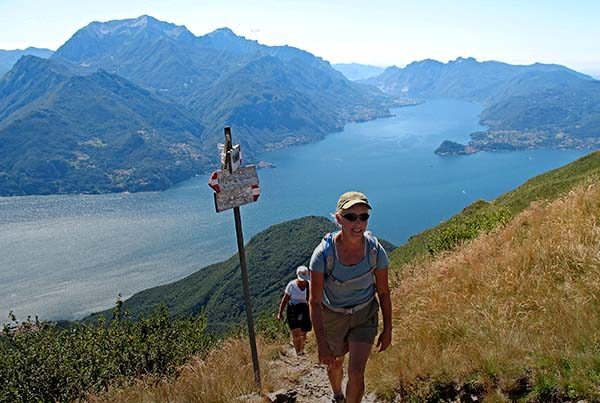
[{"left": 0, "top": 100, "right": 423, "bottom": 200}]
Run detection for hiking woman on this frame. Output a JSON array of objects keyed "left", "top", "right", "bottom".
[
  {"left": 309, "top": 191, "right": 392, "bottom": 403},
  {"left": 277, "top": 265, "right": 312, "bottom": 355}
]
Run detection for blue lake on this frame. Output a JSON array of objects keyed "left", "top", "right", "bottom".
[{"left": 0, "top": 99, "right": 588, "bottom": 321}]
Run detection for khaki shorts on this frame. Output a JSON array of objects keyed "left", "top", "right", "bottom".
[{"left": 322, "top": 298, "right": 379, "bottom": 357}]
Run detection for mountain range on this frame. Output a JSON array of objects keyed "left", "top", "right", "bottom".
[
  {"left": 363, "top": 57, "right": 600, "bottom": 154},
  {"left": 0, "top": 15, "right": 396, "bottom": 196},
  {"left": 3, "top": 17, "right": 599, "bottom": 195}
]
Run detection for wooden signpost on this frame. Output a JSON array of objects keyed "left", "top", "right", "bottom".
[{"left": 208, "top": 127, "right": 261, "bottom": 388}]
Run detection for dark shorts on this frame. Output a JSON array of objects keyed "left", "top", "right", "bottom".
[
  {"left": 286, "top": 302, "right": 312, "bottom": 333},
  {"left": 322, "top": 298, "right": 379, "bottom": 357}
]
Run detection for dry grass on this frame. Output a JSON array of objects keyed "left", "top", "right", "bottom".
[
  {"left": 87, "top": 336, "right": 283, "bottom": 403},
  {"left": 367, "top": 183, "right": 600, "bottom": 401}
]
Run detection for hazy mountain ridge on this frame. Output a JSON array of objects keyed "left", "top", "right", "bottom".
[
  {"left": 363, "top": 57, "right": 600, "bottom": 153},
  {"left": 333, "top": 63, "right": 385, "bottom": 81},
  {"left": 365, "top": 57, "right": 591, "bottom": 101},
  {"left": 0, "top": 15, "right": 394, "bottom": 196},
  {"left": 0, "top": 47, "right": 54, "bottom": 78}
]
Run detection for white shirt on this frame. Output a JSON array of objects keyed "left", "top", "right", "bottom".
[{"left": 285, "top": 280, "right": 309, "bottom": 305}]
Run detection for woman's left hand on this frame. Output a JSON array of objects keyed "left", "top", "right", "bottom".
[{"left": 376, "top": 328, "right": 392, "bottom": 352}]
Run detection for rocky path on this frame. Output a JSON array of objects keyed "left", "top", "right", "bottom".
[{"left": 266, "top": 347, "right": 378, "bottom": 403}]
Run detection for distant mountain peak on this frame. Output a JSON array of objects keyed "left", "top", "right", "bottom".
[
  {"left": 54, "top": 15, "right": 196, "bottom": 64},
  {"left": 203, "top": 27, "right": 255, "bottom": 45},
  {"left": 6, "top": 55, "right": 71, "bottom": 77},
  {"left": 207, "top": 27, "right": 237, "bottom": 37},
  {"left": 130, "top": 14, "right": 154, "bottom": 26},
  {"left": 405, "top": 58, "right": 443, "bottom": 69},
  {"left": 80, "top": 15, "right": 193, "bottom": 40},
  {"left": 199, "top": 27, "right": 261, "bottom": 55},
  {"left": 418, "top": 58, "right": 442, "bottom": 64},
  {"left": 452, "top": 56, "right": 477, "bottom": 63},
  {"left": 0, "top": 47, "right": 55, "bottom": 79}
]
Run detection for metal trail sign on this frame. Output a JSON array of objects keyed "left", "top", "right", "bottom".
[
  {"left": 208, "top": 127, "right": 261, "bottom": 389},
  {"left": 208, "top": 166, "right": 260, "bottom": 212}
]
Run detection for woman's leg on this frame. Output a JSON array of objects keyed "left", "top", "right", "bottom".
[
  {"left": 298, "top": 330, "right": 307, "bottom": 353},
  {"left": 327, "top": 355, "right": 345, "bottom": 397},
  {"left": 291, "top": 328, "right": 304, "bottom": 354},
  {"left": 346, "top": 341, "right": 372, "bottom": 403}
]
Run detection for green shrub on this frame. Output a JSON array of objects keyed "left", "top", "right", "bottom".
[
  {"left": 255, "top": 312, "right": 289, "bottom": 342},
  {"left": 0, "top": 302, "right": 212, "bottom": 403},
  {"left": 426, "top": 207, "right": 511, "bottom": 254}
]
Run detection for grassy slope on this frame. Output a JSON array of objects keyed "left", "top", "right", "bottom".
[
  {"left": 389, "top": 150, "right": 600, "bottom": 268},
  {"left": 367, "top": 180, "right": 600, "bottom": 401},
  {"left": 370, "top": 149, "right": 600, "bottom": 400}
]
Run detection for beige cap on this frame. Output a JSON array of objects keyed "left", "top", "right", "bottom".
[
  {"left": 336, "top": 191, "right": 372, "bottom": 212},
  {"left": 296, "top": 266, "right": 310, "bottom": 281}
]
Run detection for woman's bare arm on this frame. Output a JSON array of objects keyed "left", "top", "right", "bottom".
[
  {"left": 375, "top": 268, "right": 392, "bottom": 352},
  {"left": 309, "top": 271, "right": 336, "bottom": 365},
  {"left": 277, "top": 293, "right": 291, "bottom": 321}
]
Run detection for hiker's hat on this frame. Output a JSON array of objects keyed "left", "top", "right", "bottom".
[
  {"left": 336, "top": 191, "right": 372, "bottom": 212},
  {"left": 296, "top": 266, "right": 310, "bottom": 281}
]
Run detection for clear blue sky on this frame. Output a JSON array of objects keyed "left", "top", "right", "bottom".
[{"left": 1, "top": 0, "right": 599, "bottom": 77}]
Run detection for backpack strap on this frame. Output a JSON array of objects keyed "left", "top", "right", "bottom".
[
  {"left": 363, "top": 231, "right": 380, "bottom": 271},
  {"left": 322, "top": 232, "right": 336, "bottom": 277}
]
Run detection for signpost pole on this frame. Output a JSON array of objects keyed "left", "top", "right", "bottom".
[{"left": 223, "top": 127, "right": 262, "bottom": 389}]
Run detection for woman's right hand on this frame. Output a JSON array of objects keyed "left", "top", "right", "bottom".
[
  {"left": 317, "top": 342, "right": 340, "bottom": 367},
  {"left": 276, "top": 313, "right": 283, "bottom": 321}
]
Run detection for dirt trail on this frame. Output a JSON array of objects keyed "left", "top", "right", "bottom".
[{"left": 266, "top": 347, "right": 379, "bottom": 402}]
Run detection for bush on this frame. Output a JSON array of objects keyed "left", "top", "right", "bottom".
[{"left": 0, "top": 302, "right": 212, "bottom": 403}]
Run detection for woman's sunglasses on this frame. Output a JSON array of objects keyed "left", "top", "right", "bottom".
[{"left": 342, "top": 212, "right": 370, "bottom": 222}]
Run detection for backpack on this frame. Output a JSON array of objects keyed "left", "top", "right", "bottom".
[{"left": 322, "top": 231, "right": 380, "bottom": 286}]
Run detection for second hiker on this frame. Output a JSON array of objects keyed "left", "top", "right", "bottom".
[{"left": 277, "top": 265, "right": 312, "bottom": 355}]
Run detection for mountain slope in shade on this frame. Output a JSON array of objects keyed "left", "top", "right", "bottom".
[
  {"left": 0, "top": 47, "right": 54, "bottom": 78},
  {"left": 0, "top": 56, "right": 207, "bottom": 196}
]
